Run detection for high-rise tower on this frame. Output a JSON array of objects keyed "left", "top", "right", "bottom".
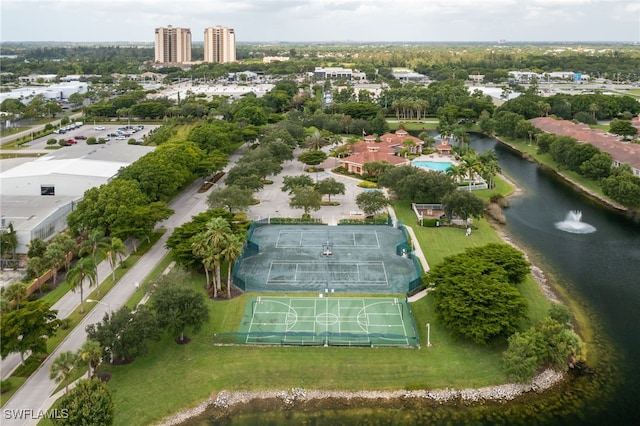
[
  {"left": 154, "top": 26, "right": 192, "bottom": 64},
  {"left": 203, "top": 26, "right": 236, "bottom": 63}
]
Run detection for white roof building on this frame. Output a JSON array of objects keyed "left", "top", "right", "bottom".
[{"left": 0, "top": 158, "right": 127, "bottom": 197}]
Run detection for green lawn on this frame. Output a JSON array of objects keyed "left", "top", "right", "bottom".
[
  {"left": 503, "top": 138, "right": 610, "bottom": 200},
  {"left": 104, "top": 289, "right": 508, "bottom": 426},
  {"left": 388, "top": 121, "right": 439, "bottom": 131},
  {"left": 96, "top": 196, "right": 552, "bottom": 425}
]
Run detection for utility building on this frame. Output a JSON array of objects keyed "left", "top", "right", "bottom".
[
  {"left": 204, "top": 26, "right": 236, "bottom": 63},
  {"left": 154, "top": 25, "right": 192, "bottom": 64}
]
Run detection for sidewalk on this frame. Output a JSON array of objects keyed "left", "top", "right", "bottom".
[
  {"left": 0, "top": 239, "right": 135, "bottom": 380},
  {"left": 1, "top": 144, "right": 244, "bottom": 426}
]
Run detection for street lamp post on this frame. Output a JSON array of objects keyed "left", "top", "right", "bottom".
[
  {"left": 426, "top": 323, "right": 432, "bottom": 347},
  {"left": 87, "top": 299, "right": 111, "bottom": 313}
]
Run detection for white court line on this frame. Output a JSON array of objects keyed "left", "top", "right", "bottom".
[
  {"left": 381, "top": 261, "right": 389, "bottom": 286},
  {"left": 397, "top": 302, "right": 410, "bottom": 345},
  {"left": 374, "top": 230, "right": 380, "bottom": 249}
]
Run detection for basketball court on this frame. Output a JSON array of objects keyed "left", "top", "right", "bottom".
[{"left": 213, "top": 296, "right": 419, "bottom": 347}]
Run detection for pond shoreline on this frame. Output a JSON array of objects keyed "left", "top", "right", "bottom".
[{"left": 157, "top": 370, "right": 564, "bottom": 426}]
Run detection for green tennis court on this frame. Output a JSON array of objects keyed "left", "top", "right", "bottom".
[
  {"left": 233, "top": 224, "right": 423, "bottom": 294},
  {"left": 216, "top": 296, "right": 419, "bottom": 347}
]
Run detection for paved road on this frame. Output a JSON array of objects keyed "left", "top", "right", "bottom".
[
  {"left": 0, "top": 144, "right": 371, "bottom": 425},
  {"left": 0, "top": 147, "right": 247, "bottom": 426},
  {"left": 0, "top": 245, "right": 134, "bottom": 380},
  {"left": 0, "top": 113, "right": 83, "bottom": 146}
]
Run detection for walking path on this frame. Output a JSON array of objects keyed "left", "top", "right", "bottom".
[
  {"left": 0, "top": 147, "right": 247, "bottom": 426},
  {"left": 0, "top": 240, "right": 134, "bottom": 380}
]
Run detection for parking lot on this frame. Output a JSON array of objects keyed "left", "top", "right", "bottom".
[{"left": 16, "top": 123, "right": 158, "bottom": 157}]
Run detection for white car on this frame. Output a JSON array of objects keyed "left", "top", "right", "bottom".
[
  {"left": 94, "top": 126, "right": 106, "bottom": 131},
  {"left": 115, "top": 136, "right": 127, "bottom": 140}
]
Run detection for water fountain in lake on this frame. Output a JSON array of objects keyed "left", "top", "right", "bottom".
[{"left": 554, "top": 210, "right": 597, "bottom": 234}]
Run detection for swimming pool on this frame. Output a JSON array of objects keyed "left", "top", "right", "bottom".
[{"left": 412, "top": 160, "right": 452, "bottom": 172}]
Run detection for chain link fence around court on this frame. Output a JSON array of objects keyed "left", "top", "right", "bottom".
[
  {"left": 213, "top": 296, "right": 420, "bottom": 347},
  {"left": 232, "top": 222, "right": 423, "bottom": 294}
]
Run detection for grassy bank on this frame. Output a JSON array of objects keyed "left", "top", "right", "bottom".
[{"left": 89, "top": 183, "right": 556, "bottom": 425}]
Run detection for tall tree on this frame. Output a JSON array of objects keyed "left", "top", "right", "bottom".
[
  {"left": 222, "top": 234, "right": 244, "bottom": 300},
  {"left": 150, "top": 272, "right": 210, "bottom": 343},
  {"left": 106, "top": 237, "right": 127, "bottom": 280},
  {"left": 427, "top": 245, "right": 528, "bottom": 344},
  {"left": 441, "top": 190, "right": 485, "bottom": 223},
  {"left": 77, "top": 340, "right": 103, "bottom": 379},
  {"left": 289, "top": 186, "right": 322, "bottom": 216},
  {"left": 44, "top": 242, "right": 66, "bottom": 288},
  {"left": 66, "top": 257, "right": 97, "bottom": 314},
  {"left": 51, "top": 232, "right": 76, "bottom": 271},
  {"left": 1, "top": 282, "right": 27, "bottom": 312},
  {"left": 79, "top": 230, "right": 110, "bottom": 290},
  {"left": 206, "top": 185, "right": 254, "bottom": 214},
  {"left": 195, "top": 217, "right": 232, "bottom": 294},
  {"left": 50, "top": 351, "right": 79, "bottom": 394},
  {"left": 27, "top": 255, "right": 47, "bottom": 294},
  {"left": 282, "top": 175, "right": 315, "bottom": 193},
  {"left": 315, "top": 177, "right": 346, "bottom": 202},
  {"left": 1, "top": 300, "right": 61, "bottom": 364},
  {"left": 355, "top": 190, "right": 390, "bottom": 216}
]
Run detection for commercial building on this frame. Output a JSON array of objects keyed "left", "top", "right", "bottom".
[
  {"left": 204, "top": 26, "right": 236, "bottom": 63},
  {"left": 154, "top": 26, "right": 192, "bottom": 64}
]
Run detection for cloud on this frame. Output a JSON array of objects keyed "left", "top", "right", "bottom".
[{"left": 0, "top": 0, "right": 638, "bottom": 42}]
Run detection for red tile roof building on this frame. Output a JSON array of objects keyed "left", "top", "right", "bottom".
[
  {"left": 530, "top": 117, "right": 640, "bottom": 176},
  {"left": 338, "top": 130, "right": 423, "bottom": 173}
]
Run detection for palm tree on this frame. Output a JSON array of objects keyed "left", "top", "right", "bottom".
[
  {"left": 402, "top": 139, "right": 416, "bottom": 157},
  {"left": 66, "top": 257, "right": 97, "bottom": 314},
  {"left": 79, "top": 230, "right": 110, "bottom": 295},
  {"left": 589, "top": 103, "right": 599, "bottom": 121},
  {"left": 446, "top": 164, "right": 466, "bottom": 185},
  {"left": 77, "top": 340, "right": 103, "bottom": 379},
  {"left": 197, "top": 217, "right": 232, "bottom": 296},
  {"left": 2, "top": 283, "right": 27, "bottom": 311},
  {"left": 304, "top": 130, "right": 327, "bottom": 151},
  {"left": 192, "top": 234, "right": 215, "bottom": 296},
  {"left": 462, "top": 154, "right": 482, "bottom": 191},
  {"left": 479, "top": 150, "right": 501, "bottom": 189},
  {"left": 223, "top": 234, "right": 244, "bottom": 299},
  {"left": 28, "top": 255, "right": 46, "bottom": 294},
  {"left": 44, "top": 242, "right": 66, "bottom": 287},
  {"left": 106, "top": 237, "right": 127, "bottom": 280},
  {"left": 50, "top": 351, "right": 79, "bottom": 393},
  {"left": 51, "top": 233, "right": 76, "bottom": 271}
]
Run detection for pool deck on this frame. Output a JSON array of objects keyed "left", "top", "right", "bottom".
[{"left": 411, "top": 153, "right": 459, "bottom": 164}]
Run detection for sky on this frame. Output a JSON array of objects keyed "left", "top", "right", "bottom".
[{"left": 1, "top": 0, "right": 639, "bottom": 43}]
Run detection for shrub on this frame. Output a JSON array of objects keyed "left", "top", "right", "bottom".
[
  {"left": 358, "top": 181, "right": 378, "bottom": 188},
  {"left": 0, "top": 379, "right": 12, "bottom": 394},
  {"left": 420, "top": 218, "right": 439, "bottom": 227},
  {"left": 487, "top": 203, "right": 506, "bottom": 224},
  {"left": 46, "top": 138, "right": 57, "bottom": 145},
  {"left": 14, "top": 353, "right": 47, "bottom": 377},
  {"left": 489, "top": 194, "right": 510, "bottom": 208}
]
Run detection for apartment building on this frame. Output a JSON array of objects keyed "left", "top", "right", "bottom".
[
  {"left": 203, "top": 26, "right": 236, "bottom": 63},
  {"left": 154, "top": 26, "right": 192, "bottom": 64}
]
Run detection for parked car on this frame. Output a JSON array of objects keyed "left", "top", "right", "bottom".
[
  {"left": 65, "top": 139, "right": 77, "bottom": 145},
  {"left": 94, "top": 126, "right": 106, "bottom": 130},
  {"left": 115, "top": 136, "right": 127, "bottom": 140},
  {"left": 74, "top": 135, "right": 87, "bottom": 140}
]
